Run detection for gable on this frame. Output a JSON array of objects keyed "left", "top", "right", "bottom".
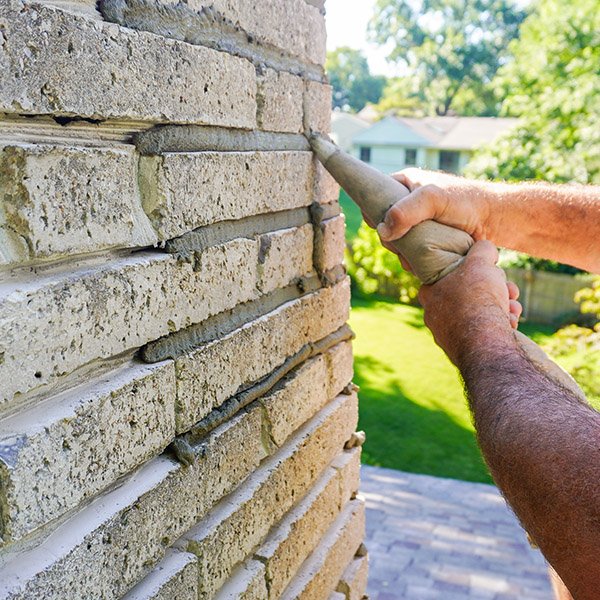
[{"left": 351, "top": 117, "right": 432, "bottom": 148}]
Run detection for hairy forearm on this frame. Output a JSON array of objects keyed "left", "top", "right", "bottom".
[
  {"left": 459, "top": 342, "right": 600, "bottom": 598},
  {"left": 485, "top": 181, "right": 600, "bottom": 273}
]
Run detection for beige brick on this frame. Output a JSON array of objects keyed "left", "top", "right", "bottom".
[
  {"left": 122, "top": 0, "right": 327, "bottom": 66},
  {"left": 0, "top": 240, "right": 260, "bottom": 409},
  {"left": 0, "top": 360, "right": 175, "bottom": 547},
  {"left": 258, "top": 224, "right": 314, "bottom": 294},
  {"left": 305, "top": 81, "right": 333, "bottom": 134},
  {"left": 258, "top": 69, "right": 304, "bottom": 133},
  {"left": 121, "top": 550, "right": 198, "bottom": 600},
  {"left": 257, "top": 447, "right": 362, "bottom": 599},
  {"left": 325, "top": 341, "right": 354, "bottom": 399},
  {"left": 331, "top": 448, "right": 362, "bottom": 514},
  {"left": 320, "top": 216, "right": 346, "bottom": 273},
  {"left": 0, "top": 0, "right": 256, "bottom": 126},
  {"left": 0, "top": 144, "right": 156, "bottom": 265},
  {"left": 212, "top": 560, "right": 267, "bottom": 600},
  {"left": 0, "top": 405, "right": 267, "bottom": 600},
  {"left": 280, "top": 499, "right": 366, "bottom": 600},
  {"left": 175, "top": 279, "right": 351, "bottom": 432},
  {"left": 179, "top": 392, "right": 359, "bottom": 600},
  {"left": 336, "top": 555, "right": 369, "bottom": 600},
  {"left": 315, "top": 161, "right": 340, "bottom": 205},
  {"left": 139, "top": 151, "right": 313, "bottom": 241}
]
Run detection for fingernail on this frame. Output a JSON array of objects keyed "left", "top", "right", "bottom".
[{"left": 377, "top": 222, "right": 391, "bottom": 240}]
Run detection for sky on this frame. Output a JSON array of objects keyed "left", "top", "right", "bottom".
[{"left": 324, "top": 0, "right": 400, "bottom": 77}]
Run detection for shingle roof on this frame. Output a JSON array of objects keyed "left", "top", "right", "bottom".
[{"left": 351, "top": 116, "right": 519, "bottom": 150}]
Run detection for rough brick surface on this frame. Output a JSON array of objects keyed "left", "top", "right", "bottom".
[
  {"left": 319, "top": 216, "right": 346, "bottom": 273},
  {"left": 0, "top": 360, "right": 175, "bottom": 546},
  {"left": 139, "top": 151, "right": 313, "bottom": 241},
  {"left": 0, "top": 144, "right": 156, "bottom": 265},
  {"left": 0, "top": 405, "right": 267, "bottom": 600},
  {"left": 336, "top": 555, "right": 369, "bottom": 600},
  {"left": 121, "top": 550, "right": 198, "bottom": 600},
  {"left": 258, "top": 225, "right": 314, "bottom": 294},
  {"left": 258, "top": 69, "right": 304, "bottom": 133},
  {"left": 305, "top": 81, "right": 333, "bottom": 134},
  {"left": 280, "top": 498, "right": 366, "bottom": 600},
  {"left": 0, "top": 0, "right": 256, "bottom": 126},
  {"left": 179, "top": 392, "right": 359, "bottom": 600},
  {"left": 257, "top": 448, "right": 362, "bottom": 600},
  {"left": 1, "top": 237, "right": 318, "bottom": 408},
  {"left": 325, "top": 341, "right": 354, "bottom": 399},
  {"left": 314, "top": 161, "right": 340, "bottom": 205},
  {"left": 175, "top": 279, "right": 351, "bottom": 432},
  {"left": 212, "top": 560, "right": 268, "bottom": 600}
]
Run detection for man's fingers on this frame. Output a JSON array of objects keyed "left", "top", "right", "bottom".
[
  {"left": 377, "top": 186, "right": 440, "bottom": 241},
  {"left": 510, "top": 299, "right": 523, "bottom": 319},
  {"left": 464, "top": 240, "right": 499, "bottom": 266},
  {"left": 507, "top": 281, "right": 520, "bottom": 301}
]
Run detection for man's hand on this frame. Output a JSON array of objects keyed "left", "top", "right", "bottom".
[
  {"left": 417, "top": 241, "right": 522, "bottom": 366},
  {"left": 377, "top": 168, "right": 493, "bottom": 243}
]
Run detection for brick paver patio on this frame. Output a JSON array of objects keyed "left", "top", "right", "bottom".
[{"left": 360, "top": 465, "right": 553, "bottom": 599}]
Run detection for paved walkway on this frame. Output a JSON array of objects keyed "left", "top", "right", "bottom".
[{"left": 360, "top": 466, "right": 553, "bottom": 600}]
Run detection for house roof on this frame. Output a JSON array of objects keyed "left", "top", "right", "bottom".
[{"left": 351, "top": 116, "right": 519, "bottom": 151}]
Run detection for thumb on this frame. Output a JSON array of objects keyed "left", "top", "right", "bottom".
[{"left": 463, "top": 240, "right": 499, "bottom": 267}]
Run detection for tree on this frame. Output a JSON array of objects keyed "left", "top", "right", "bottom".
[
  {"left": 326, "top": 47, "right": 387, "bottom": 112},
  {"left": 465, "top": 0, "right": 600, "bottom": 183},
  {"left": 369, "top": 0, "right": 526, "bottom": 116}
]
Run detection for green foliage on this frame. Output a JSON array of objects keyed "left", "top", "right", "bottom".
[
  {"left": 326, "top": 47, "right": 387, "bottom": 113},
  {"left": 372, "top": 76, "right": 429, "bottom": 117},
  {"left": 348, "top": 222, "right": 420, "bottom": 304},
  {"left": 498, "top": 249, "right": 584, "bottom": 275},
  {"left": 466, "top": 0, "right": 600, "bottom": 183},
  {"left": 369, "top": 0, "right": 525, "bottom": 116},
  {"left": 543, "top": 277, "right": 600, "bottom": 404}
]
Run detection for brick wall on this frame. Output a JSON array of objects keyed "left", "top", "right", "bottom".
[{"left": 0, "top": 1, "right": 368, "bottom": 599}]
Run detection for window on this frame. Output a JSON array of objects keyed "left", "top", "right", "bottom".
[
  {"left": 360, "top": 146, "right": 371, "bottom": 163},
  {"left": 405, "top": 148, "right": 417, "bottom": 165},
  {"left": 439, "top": 151, "right": 460, "bottom": 174}
]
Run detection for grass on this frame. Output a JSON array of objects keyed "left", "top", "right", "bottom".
[
  {"left": 339, "top": 189, "right": 363, "bottom": 242},
  {"left": 349, "top": 295, "right": 567, "bottom": 484}
]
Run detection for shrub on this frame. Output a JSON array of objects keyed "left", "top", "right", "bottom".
[{"left": 347, "top": 222, "right": 420, "bottom": 304}]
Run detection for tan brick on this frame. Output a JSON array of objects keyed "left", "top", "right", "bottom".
[
  {"left": 175, "top": 279, "right": 351, "bottom": 432},
  {"left": 139, "top": 151, "right": 313, "bottom": 241},
  {"left": 212, "top": 560, "right": 268, "bottom": 600},
  {"left": 280, "top": 498, "right": 366, "bottom": 600},
  {"left": 320, "top": 216, "right": 346, "bottom": 273},
  {"left": 0, "top": 240, "right": 264, "bottom": 407},
  {"left": 258, "top": 69, "right": 304, "bottom": 133},
  {"left": 0, "top": 144, "right": 156, "bottom": 265},
  {"left": 305, "top": 81, "right": 333, "bottom": 134},
  {"left": 121, "top": 550, "right": 198, "bottom": 600},
  {"left": 179, "top": 392, "right": 359, "bottom": 600},
  {"left": 258, "top": 224, "right": 314, "bottom": 294},
  {"left": 0, "top": 0, "right": 256, "bottom": 126},
  {"left": 315, "top": 161, "right": 340, "bottom": 205},
  {"left": 336, "top": 555, "right": 369, "bottom": 600},
  {"left": 115, "top": 0, "right": 327, "bottom": 66},
  {"left": 0, "top": 360, "right": 175, "bottom": 547},
  {"left": 258, "top": 447, "right": 362, "bottom": 599},
  {"left": 331, "top": 448, "right": 362, "bottom": 514},
  {"left": 325, "top": 341, "right": 354, "bottom": 399},
  {"left": 0, "top": 405, "right": 267, "bottom": 600}
]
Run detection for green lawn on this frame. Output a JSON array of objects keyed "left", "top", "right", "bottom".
[
  {"left": 339, "top": 189, "right": 363, "bottom": 242},
  {"left": 349, "top": 295, "right": 562, "bottom": 484}
]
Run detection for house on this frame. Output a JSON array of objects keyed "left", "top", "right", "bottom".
[
  {"left": 348, "top": 115, "right": 519, "bottom": 174},
  {"left": 329, "top": 110, "right": 373, "bottom": 152}
]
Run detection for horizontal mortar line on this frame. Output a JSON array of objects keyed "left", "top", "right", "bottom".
[
  {"left": 171, "top": 323, "right": 355, "bottom": 465},
  {"left": 0, "top": 114, "right": 154, "bottom": 147},
  {"left": 135, "top": 125, "right": 311, "bottom": 155},
  {"left": 165, "top": 207, "right": 312, "bottom": 259},
  {"left": 140, "top": 274, "right": 322, "bottom": 364},
  {"left": 98, "top": 0, "right": 326, "bottom": 82}
]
